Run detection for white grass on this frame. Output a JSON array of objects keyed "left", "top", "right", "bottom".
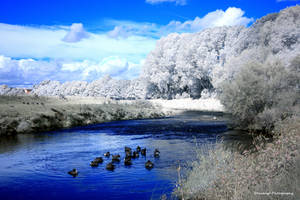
[
  {"left": 0, "top": 95, "right": 165, "bottom": 135},
  {"left": 149, "top": 98, "right": 225, "bottom": 113}
]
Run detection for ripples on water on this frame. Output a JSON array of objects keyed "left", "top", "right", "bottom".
[{"left": 0, "top": 111, "right": 229, "bottom": 200}]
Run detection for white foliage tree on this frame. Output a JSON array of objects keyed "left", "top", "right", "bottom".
[
  {"left": 141, "top": 6, "right": 300, "bottom": 99},
  {"left": 27, "top": 6, "right": 300, "bottom": 100}
]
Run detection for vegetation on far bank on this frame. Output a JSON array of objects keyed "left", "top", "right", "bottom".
[
  {"left": 0, "top": 96, "right": 165, "bottom": 136},
  {"left": 220, "top": 55, "right": 300, "bottom": 133}
]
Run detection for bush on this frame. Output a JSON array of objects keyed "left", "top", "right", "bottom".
[
  {"left": 178, "top": 55, "right": 300, "bottom": 200},
  {"left": 219, "top": 55, "right": 300, "bottom": 133},
  {"left": 177, "top": 116, "right": 300, "bottom": 200}
]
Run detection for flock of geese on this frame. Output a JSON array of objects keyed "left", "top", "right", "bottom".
[{"left": 68, "top": 146, "right": 160, "bottom": 177}]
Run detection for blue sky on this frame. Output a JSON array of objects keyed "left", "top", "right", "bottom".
[{"left": 0, "top": 0, "right": 299, "bottom": 87}]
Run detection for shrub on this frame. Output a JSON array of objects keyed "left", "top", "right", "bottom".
[
  {"left": 219, "top": 55, "right": 300, "bottom": 133},
  {"left": 177, "top": 55, "right": 300, "bottom": 200},
  {"left": 177, "top": 116, "right": 300, "bottom": 200}
]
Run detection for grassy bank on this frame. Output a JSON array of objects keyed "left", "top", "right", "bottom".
[
  {"left": 0, "top": 95, "right": 165, "bottom": 136},
  {"left": 176, "top": 116, "right": 299, "bottom": 200}
]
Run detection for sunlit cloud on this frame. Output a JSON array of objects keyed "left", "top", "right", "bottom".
[
  {"left": 62, "top": 23, "right": 89, "bottom": 43},
  {"left": 164, "top": 7, "right": 253, "bottom": 33},
  {"left": 107, "top": 7, "right": 253, "bottom": 38}
]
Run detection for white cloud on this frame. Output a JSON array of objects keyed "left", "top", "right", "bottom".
[
  {"left": 62, "top": 23, "right": 89, "bottom": 43},
  {"left": 0, "top": 23, "right": 156, "bottom": 62},
  {"left": 107, "top": 7, "right": 252, "bottom": 38},
  {"left": 0, "top": 55, "right": 59, "bottom": 85},
  {"left": 0, "top": 7, "right": 253, "bottom": 86},
  {"left": 0, "top": 8, "right": 251, "bottom": 61},
  {"left": 0, "top": 55, "right": 142, "bottom": 85},
  {"left": 108, "top": 26, "right": 132, "bottom": 38},
  {"left": 164, "top": 7, "right": 253, "bottom": 33},
  {"left": 145, "top": 0, "right": 187, "bottom": 5},
  {"left": 61, "top": 56, "right": 142, "bottom": 80},
  {"left": 0, "top": 22, "right": 154, "bottom": 85},
  {"left": 107, "top": 22, "right": 160, "bottom": 39},
  {"left": 97, "top": 57, "right": 129, "bottom": 75}
]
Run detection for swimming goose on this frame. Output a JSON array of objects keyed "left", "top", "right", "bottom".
[
  {"left": 154, "top": 149, "right": 160, "bottom": 158},
  {"left": 124, "top": 157, "right": 132, "bottom": 166},
  {"left": 106, "top": 162, "right": 115, "bottom": 171},
  {"left": 104, "top": 152, "right": 110, "bottom": 157},
  {"left": 145, "top": 160, "right": 154, "bottom": 170},
  {"left": 132, "top": 151, "right": 139, "bottom": 158},
  {"left": 68, "top": 169, "right": 79, "bottom": 177},
  {"left": 112, "top": 154, "right": 121, "bottom": 162},
  {"left": 141, "top": 148, "right": 146, "bottom": 156}
]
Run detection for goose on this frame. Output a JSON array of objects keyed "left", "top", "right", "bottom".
[
  {"left": 132, "top": 151, "right": 139, "bottom": 158},
  {"left": 112, "top": 154, "right": 121, "bottom": 162},
  {"left": 141, "top": 148, "right": 146, "bottom": 156},
  {"left": 90, "top": 161, "right": 99, "bottom": 167},
  {"left": 154, "top": 149, "right": 160, "bottom": 158},
  {"left": 145, "top": 160, "right": 154, "bottom": 169},
  {"left": 124, "top": 157, "right": 132, "bottom": 166},
  {"left": 94, "top": 157, "right": 103, "bottom": 163},
  {"left": 106, "top": 162, "right": 115, "bottom": 171},
  {"left": 125, "top": 151, "right": 132, "bottom": 158},
  {"left": 125, "top": 146, "right": 132, "bottom": 153},
  {"left": 68, "top": 169, "right": 79, "bottom": 177},
  {"left": 90, "top": 157, "right": 103, "bottom": 167}
]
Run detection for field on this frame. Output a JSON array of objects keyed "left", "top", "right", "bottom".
[{"left": 0, "top": 95, "right": 165, "bottom": 136}]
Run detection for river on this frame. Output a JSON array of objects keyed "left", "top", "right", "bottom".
[{"left": 0, "top": 111, "right": 231, "bottom": 200}]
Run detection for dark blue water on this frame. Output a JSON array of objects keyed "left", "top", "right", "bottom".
[{"left": 0, "top": 111, "right": 228, "bottom": 200}]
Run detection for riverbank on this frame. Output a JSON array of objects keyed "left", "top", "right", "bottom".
[
  {"left": 149, "top": 98, "right": 225, "bottom": 113},
  {"left": 119, "top": 97, "right": 225, "bottom": 115},
  {"left": 176, "top": 116, "right": 300, "bottom": 200},
  {"left": 0, "top": 95, "right": 166, "bottom": 136},
  {"left": 0, "top": 95, "right": 227, "bottom": 136}
]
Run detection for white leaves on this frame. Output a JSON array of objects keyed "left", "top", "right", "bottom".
[
  {"left": 141, "top": 26, "right": 244, "bottom": 98},
  {"left": 141, "top": 6, "right": 300, "bottom": 99},
  {"left": 9, "top": 6, "right": 300, "bottom": 101}
]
